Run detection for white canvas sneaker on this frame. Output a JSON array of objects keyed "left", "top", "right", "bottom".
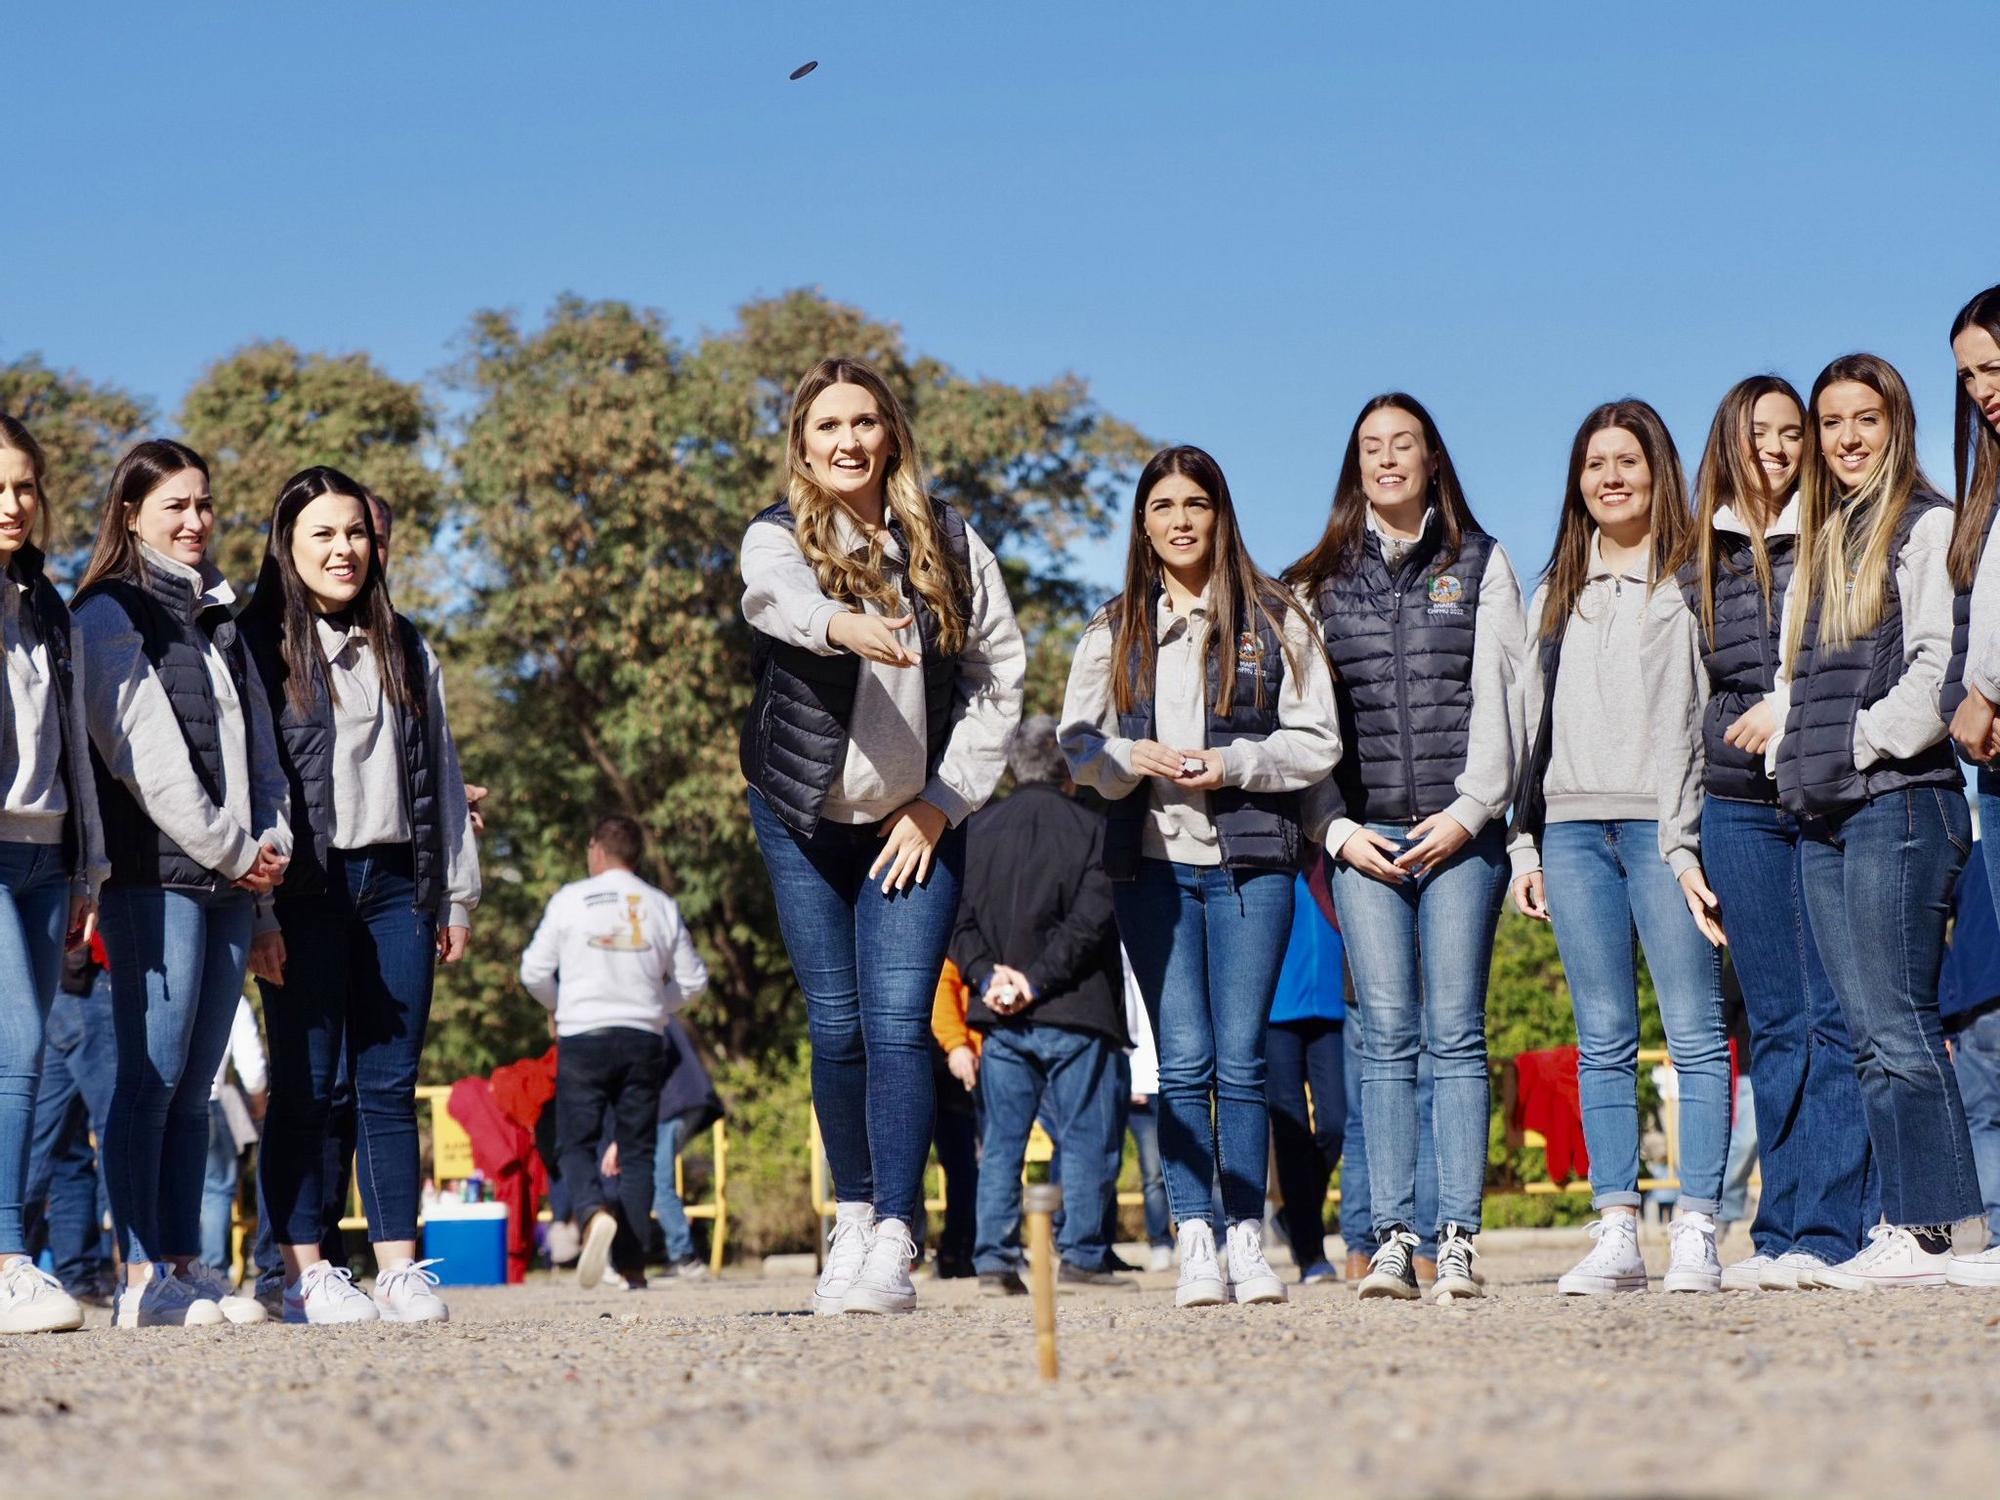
[
  {"left": 284, "top": 1262, "right": 382, "bottom": 1324},
  {"left": 0, "top": 1258, "right": 84, "bottom": 1334},
  {"left": 1557, "top": 1216, "right": 1648, "bottom": 1295},
  {"left": 374, "top": 1258, "right": 451, "bottom": 1322},
  {"left": 1719, "top": 1251, "right": 1775, "bottom": 1291},
  {"left": 813, "top": 1202, "right": 874, "bottom": 1316},
  {"left": 841, "top": 1217, "right": 917, "bottom": 1314},
  {"left": 1816, "top": 1223, "right": 1951, "bottom": 1291},
  {"left": 1173, "top": 1221, "right": 1227, "bottom": 1308},
  {"left": 1759, "top": 1250, "right": 1829, "bottom": 1290},
  {"left": 1224, "top": 1220, "right": 1286, "bottom": 1304},
  {"left": 575, "top": 1210, "right": 618, "bottom": 1291},
  {"left": 1945, "top": 1245, "right": 2000, "bottom": 1287},
  {"left": 182, "top": 1262, "right": 268, "bottom": 1324},
  {"left": 1664, "top": 1212, "right": 1722, "bottom": 1293}
]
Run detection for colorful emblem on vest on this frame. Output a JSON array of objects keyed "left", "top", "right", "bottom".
[
  {"left": 1236, "top": 630, "right": 1264, "bottom": 666},
  {"left": 1426, "top": 573, "right": 1465, "bottom": 615}
]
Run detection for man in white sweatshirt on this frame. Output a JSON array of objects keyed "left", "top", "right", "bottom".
[{"left": 520, "top": 816, "right": 708, "bottom": 1290}]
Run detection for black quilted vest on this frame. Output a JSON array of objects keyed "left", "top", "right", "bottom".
[
  {"left": 1313, "top": 524, "right": 1495, "bottom": 825},
  {"left": 1101, "top": 588, "right": 1303, "bottom": 881},
  {"left": 1777, "top": 493, "right": 1958, "bottom": 819},
  {"left": 76, "top": 557, "right": 250, "bottom": 890},
  {"left": 240, "top": 611, "right": 445, "bottom": 914},
  {"left": 740, "top": 498, "right": 971, "bottom": 837},
  {"left": 1676, "top": 528, "right": 1797, "bottom": 804},
  {"left": 7, "top": 545, "right": 84, "bottom": 878},
  {"left": 1941, "top": 497, "right": 1999, "bottom": 732}
]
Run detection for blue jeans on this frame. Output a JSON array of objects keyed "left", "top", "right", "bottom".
[
  {"left": 748, "top": 788, "right": 964, "bottom": 1223},
  {"left": 1127, "top": 1099, "right": 1171, "bottom": 1247},
  {"left": 1803, "top": 787, "right": 1982, "bottom": 1230},
  {"left": 24, "top": 975, "right": 117, "bottom": 1290},
  {"left": 0, "top": 843, "right": 72, "bottom": 1254},
  {"left": 259, "top": 845, "right": 438, "bottom": 1246},
  {"left": 1114, "top": 860, "right": 1293, "bottom": 1227},
  {"left": 1265, "top": 1017, "right": 1343, "bottom": 1265},
  {"left": 973, "top": 1023, "right": 1120, "bottom": 1272},
  {"left": 652, "top": 1117, "right": 697, "bottom": 1263},
  {"left": 100, "top": 883, "right": 254, "bottom": 1263},
  {"left": 1542, "top": 820, "right": 1730, "bottom": 1216},
  {"left": 1337, "top": 1000, "right": 1437, "bottom": 1255},
  {"left": 1332, "top": 824, "right": 1505, "bottom": 1240},
  {"left": 1949, "top": 1002, "right": 2000, "bottom": 1240},
  {"left": 1701, "top": 796, "right": 1873, "bottom": 1261},
  {"left": 253, "top": 1049, "right": 355, "bottom": 1299},
  {"left": 201, "top": 1098, "right": 239, "bottom": 1271},
  {"left": 1717, "top": 1074, "right": 1757, "bottom": 1226}
]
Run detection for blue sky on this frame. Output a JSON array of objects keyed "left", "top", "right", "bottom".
[{"left": 10, "top": 1, "right": 1996, "bottom": 591}]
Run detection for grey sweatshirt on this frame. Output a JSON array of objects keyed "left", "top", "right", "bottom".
[
  {"left": 1060, "top": 590, "right": 1341, "bottom": 865},
  {"left": 0, "top": 574, "right": 109, "bottom": 898},
  {"left": 1646, "top": 498, "right": 1799, "bottom": 876},
  {"left": 1304, "top": 529, "right": 1528, "bottom": 852},
  {"left": 1508, "top": 532, "right": 1703, "bottom": 880},
  {"left": 1960, "top": 505, "right": 2000, "bottom": 703},
  {"left": 739, "top": 509, "right": 1026, "bottom": 826},
  {"left": 1764, "top": 503, "right": 1955, "bottom": 776},
  {"left": 75, "top": 547, "right": 292, "bottom": 881}
]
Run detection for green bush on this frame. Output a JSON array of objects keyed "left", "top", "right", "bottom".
[{"left": 707, "top": 1042, "right": 819, "bottom": 1259}]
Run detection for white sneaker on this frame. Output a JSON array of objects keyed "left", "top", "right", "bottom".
[
  {"left": 545, "top": 1219, "right": 582, "bottom": 1267},
  {"left": 1432, "top": 1226, "right": 1483, "bottom": 1302},
  {"left": 0, "top": 1258, "right": 85, "bottom": 1334},
  {"left": 114, "top": 1264, "right": 227, "bottom": 1329},
  {"left": 1816, "top": 1222, "right": 1951, "bottom": 1291},
  {"left": 575, "top": 1210, "right": 618, "bottom": 1291},
  {"left": 841, "top": 1217, "right": 917, "bottom": 1314},
  {"left": 1357, "top": 1229, "right": 1422, "bottom": 1300},
  {"left": 1558, "top": 1216, "right": 1648, "bottom": 1295},
  {"left": 1224, "top": 1220, "right": 1286, "bottom": 1304},
  {"left": 1174, "top": 1221, "right": 1226, "bottom": 1307},
  {"left": 284, "top": 1262, "right": 382, "bottom": 1324},
  {"left": 814, "top": 1202, "right": 874, "bottom": 1316},
  {"left": 1147, "top": 1244, "right": 1174, "bottom": 1274},
  {"left": 1719, "top": 1252, "right": 1775, "bottom": 1292},
  {"left": 1946, "top": 1245, "right": 2000, "bottom": 1287},
  {"left": 374, "top": 1258, "right": 451, "bottom": 1323},
  {"left": 1664, "top": 1212, "right": 1722, "bottom": 1293},
  {"left": 1759, "top": 1250, "right": 1830, "bottom": 1290},
  {"left": 182, "top": 1263, "right": 268, "bottom": 1324}
]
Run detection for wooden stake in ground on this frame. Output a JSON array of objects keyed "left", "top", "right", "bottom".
[{"left": 1023, "top": 1183, "right": 1061, "bottom": 1381}]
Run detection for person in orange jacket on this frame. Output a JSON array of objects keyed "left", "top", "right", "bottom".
[{"left": 929, "top": 960, "right": 981, "bottom": 1277}]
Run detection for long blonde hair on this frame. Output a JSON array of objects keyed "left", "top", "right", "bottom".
[
  {"left": 1787, "top": 353, "right": 1937, "bottom": 663},
  {"left": 785, "top": 357, "right": 967, "bottom": 653}
]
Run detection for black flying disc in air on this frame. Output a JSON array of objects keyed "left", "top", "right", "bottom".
[{"left": 790, "top": 60, "right": 818, "bottom": 80}]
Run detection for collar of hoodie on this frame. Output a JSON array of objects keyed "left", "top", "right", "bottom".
[
  {"left": 1154, "top": 583, "right": 1211, "bottom": 643},
  {"left": 1585, "top": 530, "right": 1652, "bottom": 587},
  {"left": 1714, "top": 491, "right": 1802, "bottom": 541},
  {"left": 137, "top": 541, "right": 234, "bottom": 620}
]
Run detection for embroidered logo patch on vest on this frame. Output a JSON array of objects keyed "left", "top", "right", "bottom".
[
  {"left": 1236, "top": 630, "right": 1264, "bottom": 666},
  {"left": 1426, "top": 574, "right": 1465, "bottom": 615}
]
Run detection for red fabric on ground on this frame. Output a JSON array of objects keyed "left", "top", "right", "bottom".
[
  {"left": 1510, "top": 1045, "right": 1589, "bottom": 1185},
  {"left": 491, "top": 1046, "right": 559, "bottom": 1136},
  {"left": 446, "top": 1076, "right": 547, "bottom": 1284}
]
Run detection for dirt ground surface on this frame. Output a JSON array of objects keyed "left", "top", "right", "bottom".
[{"left": 4, "top": 1230, "right": 1998, "bottom": 1499}]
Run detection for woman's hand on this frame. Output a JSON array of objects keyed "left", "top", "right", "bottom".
[
  {"left": 870, "top": 799, "right": 948, "bottom": 893},
  {"left": 947, "top": 1045, "right": 979, "bottom": 1092},
  {"left": 1393, "top": 812, "right": 1471, "bottom": 878},
  {"left": 438, "top": 925, "right": 471, "bottom": 964},
  {"left": 1678, "top": 867, "right": 1728, "bottom": 948},
  {"left": 1172, "top": 747, "right": 1227, "bottom": 792},
  {"left": 1723, "top": 699, "right": 1779, "bottom": 754},
  {"left": 1128, "top": 739, "right": 1193, "bottom": 780},
  {"left": 1338, "top": 827, "right": 1406, "bottom": 884},
  {"left": 248, "top": 931, "right": 287, "bottom": 985},
  {"left": 1512, "top": 870, "right": 1549, "bottom": 921},
  {"left": 1951, "top": 688, "right": 1998, "bottom": 764},
  {"left": 233, "top": 843, "right": 289, "bottom": 896},
  {"left": 827, "top": 610, "right": 917, "bottom": 667},
  {"left": 66, "top": 894, "right": 97, "bottom": 952}
]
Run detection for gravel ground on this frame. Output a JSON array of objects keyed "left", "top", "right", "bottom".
[{"left": 5, "top": 1232, "right": 1998, "bottom": 1499}]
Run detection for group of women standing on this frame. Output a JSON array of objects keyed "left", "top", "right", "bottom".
[
  {"left": 0, "top": 427, "right": 478, "bottom": 1335},
  {"left": 742, "top": 280, "right": 2000, "bottom": 1316}
]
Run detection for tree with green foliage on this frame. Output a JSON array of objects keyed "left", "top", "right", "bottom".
[{"left": 0, "top": 355, "right": 150, "bottom": 567}]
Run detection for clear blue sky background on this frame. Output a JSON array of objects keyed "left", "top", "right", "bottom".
[{"left": 11, "top": 1, "right": 1996, "bottom": 591}]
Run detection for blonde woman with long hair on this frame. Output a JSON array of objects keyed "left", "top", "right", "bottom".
[
  {"left": 1769, "top": 352, "right": 1988, "bottom": 1290},
  {"left": 1646, "top": 377, "right": 1873, "bottom": 1291},
  {"left": 739, "top": 358, "right": 1024, "bottom": 1316}
]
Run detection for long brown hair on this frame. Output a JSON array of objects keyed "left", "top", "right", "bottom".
[
  {"left": 1534, "top": 400, "right": 1690, "bottom": 639},
  {"left": 784, "top": 357, "right": 967, "bottom": 653},
  {"left": 1104, "top": 445, "right": 1308, "bottom": 716},
  {"left": 0, "top": 413, "right": 55, "bottom": 551},
  {"left": 1667, "top": 375, "right": 1809, "bottom": 646},
  {"left": 76, "top": 439, "right": 211, "bottom": 595},
  {"left": 1788, "top": 353, "right": 1938, "bottom": 662},
  {"left": 239, "top": 465, "right": 415, "bottom": 718},
  {"left": 1947, "top": 284, "right": 2000, "bottom": 591},
  {"left": 1282, "top": 392, "right": 1483, "bottom": 597}
]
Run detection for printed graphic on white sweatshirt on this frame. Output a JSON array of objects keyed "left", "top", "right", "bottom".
[{"left": 583, "top": 892, "right": 650, "bottom": 953}]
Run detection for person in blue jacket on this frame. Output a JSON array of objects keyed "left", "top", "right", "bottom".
[
  {"left": 1942, "top": 844, "right": 2000, "bottom": 1273},
  {"left": 1265, "top": 864, "right": 1347, "bottom": 1284}
]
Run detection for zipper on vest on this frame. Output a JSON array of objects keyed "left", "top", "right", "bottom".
[{"left": 1391, "top": 577, "right": 1420, "bottom": 815}]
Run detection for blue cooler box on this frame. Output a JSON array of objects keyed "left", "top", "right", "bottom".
[{"left": 421, "top": 1201, "right": 510, "bottom": 1285}]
